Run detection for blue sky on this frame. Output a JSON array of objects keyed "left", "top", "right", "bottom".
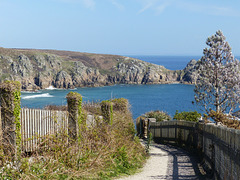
[{"left": 0, "top": 0, "right": 240, "bottom": 56}]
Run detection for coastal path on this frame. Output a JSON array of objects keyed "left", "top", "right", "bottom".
[{"left": 118, "top": 142, "right": 204, "bottom": 180}]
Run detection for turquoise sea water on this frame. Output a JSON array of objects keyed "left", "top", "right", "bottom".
[
  {"left": 23, "top": 55, "right": 240, "bottom": 120},
  {"left": 21, "top": 84, "right": 200, "bottom": 121}
]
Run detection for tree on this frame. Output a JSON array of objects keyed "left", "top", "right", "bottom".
[{"left": 194, "top": 30, "right": 240, "bottom": 114}]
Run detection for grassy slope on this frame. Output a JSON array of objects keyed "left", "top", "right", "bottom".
[
  {"left": 0, "top": 47, "right": 182, "bottom": 89},
  {"left": 0, "top": 47, "right": 171, "bottom": 72},
  {"left": 0, "top": 48, "right": 123, "bottom": 70}
]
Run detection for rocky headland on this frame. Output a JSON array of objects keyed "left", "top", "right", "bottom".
[{"left": 0, "top": 47, "right": 197, "bottom": 91}]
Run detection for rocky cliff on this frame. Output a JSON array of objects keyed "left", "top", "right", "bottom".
[
  {"left": 0, "top": 47, "right": 193, "bottom": 91},
  {"left": 181, "top": 59, "right": 198, "bottom": 84}
]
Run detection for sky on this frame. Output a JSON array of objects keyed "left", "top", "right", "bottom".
[{"left": 0, "top": 0, "right": 240, "bottom": 56}]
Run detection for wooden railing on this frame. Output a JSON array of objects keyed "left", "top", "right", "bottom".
[{"left": 147, "top": 120, "right": 240, "bottom": 180}]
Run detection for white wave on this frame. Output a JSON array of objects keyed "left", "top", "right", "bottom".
[
  {"left": 21, "top": 91, "right": 41, "bottom": 94},
  {"left": 45, "top": 85, "right": 57, "bottom": 90},
  {"left": 21, "top": 93, "right": 54, "bottom": 99}
]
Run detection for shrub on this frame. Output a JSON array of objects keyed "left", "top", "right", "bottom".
[
  {"left": 145, "top": 110, "right": 171, "bottom": 122},
  {"left": 136, "top": 110, "right": 171, "bottom": 136},
  {"left": 173, "top": 110, "right": 201, "bottom": 122},
  {"left": 207, "top": 110, "right": 240, "bottom": 129},
  {"left": 44, "top": 105, "right": 67, "bottom": 111},
  {"left": 82, "top": 101, "right": 101, "bottom": 115},
  {"left": 0, "top": 98, "right": 146, "bottom": 179},
  {"left": 111, "top": 98, "right": 130, "bottom": 113}
]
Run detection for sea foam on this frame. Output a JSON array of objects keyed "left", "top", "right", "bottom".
[
  {"left": 45, "top": 86, "right": 57, "bottom": 90},
  {"left": 21, "top": 93, "right": 54, "bottom": 99}
]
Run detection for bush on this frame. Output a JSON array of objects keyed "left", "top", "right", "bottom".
[
  {"left": 144, "top": 110, "right": 171, "bottom": 122},
  {"left": 111, "top": 98, "right": 129, "bottom": 113},
  {"left": 207, "top": 110, "right": 240, "bottom": 129},
  {"left": 173, "top": 110, "right": 201, "bottom": 122},
  {"left": 44, "top": 105, "right": 67, "bottom": 111},
  {"left": 136, "top": 110, "right": 171, "bottom": 136},
  {"left": 82, "top": 101, "right": 101, "bottom": 115},
  {"left": 0, "top": 99, "right": 146, "bottom": 179}
]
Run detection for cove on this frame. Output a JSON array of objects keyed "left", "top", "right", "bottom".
[{"left": 21, "top": 84, "right": 201, "bottom": 121}]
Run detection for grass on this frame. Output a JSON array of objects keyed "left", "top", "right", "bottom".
[{"left": 0, "top": 100, "right": 147, "bottom": 179}]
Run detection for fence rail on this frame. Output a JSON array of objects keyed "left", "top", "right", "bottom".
[
  {"left": 148, "top": 120, "right": 240, "bottom": 180},
  {"left": 20, "top": 108, "right": 68, "bottom": 152}
]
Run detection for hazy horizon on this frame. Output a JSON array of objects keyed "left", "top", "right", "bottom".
[{"left": 1, "top": 46, "right": 240, "bottom": 57}]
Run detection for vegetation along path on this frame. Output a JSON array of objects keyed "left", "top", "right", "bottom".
[{"left": 118, "top": 142, "right": 204, "bottom": 180}]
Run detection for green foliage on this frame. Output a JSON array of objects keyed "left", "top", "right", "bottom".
[
  {"left": 173, "top": 110, "right": 201, "bottom": 122},
  {"left": 136, "top": 110, "right": 171, "bottom": 136},
  {"left": 101, "top": 100, "right": 113, "bottom": 125},
  {"left": 77, "top": 93, "right": 83, "bottom": 126},
  {"left": 0, "top": 81, "right": 21, "bottom": 158},
  {"left": 13, "top": 84, "right": 21, "bottom": 158},
  {"left": 113, "top": 146, "right": 131, "bottom": 173},
  {"left": 146, "top": 132, "right": 152, "bottom": 153},
  {"left": 66, "top": 91, "right": 82, "bottom": 101},
  {"left": 110, "top": 103, "right": 113, "bottom": 125},
  {"left": 0, "top": 100, "right": 146, "bottom": 179},
  {"left": 111, "top": 98, "right": 129, "bottom": 113},
  {"left": 66, "top": 91, "right": 84, "bottom": 141},
  {"left": 145, "top": 110, "right": 171, "bottom": 122}
]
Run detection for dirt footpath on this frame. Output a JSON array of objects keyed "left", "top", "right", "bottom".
[{"left": 118, "top": 142, "right": 204, "bottom": 180}]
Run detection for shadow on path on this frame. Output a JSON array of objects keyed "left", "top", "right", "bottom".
[
  {"left": 118, "top": 141, "right": 209, "bottom": 180},
  {"left": 151, "top": 143, "right": 207, "bottom": 180}
]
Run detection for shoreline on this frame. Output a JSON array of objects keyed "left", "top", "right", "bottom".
[{"left": 21, "top": 81, "right": 194, "bottom": 92}]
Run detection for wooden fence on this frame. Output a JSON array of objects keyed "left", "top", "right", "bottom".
[
  {"left": 148, "top": 120, "right": 240, "bottom": 180},
  {"left": 20, "top": 108, "right": 68, "bottom": 152}
]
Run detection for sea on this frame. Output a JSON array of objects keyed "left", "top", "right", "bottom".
[{"left": 21, "top": 55, "right": 240, "bottom": 120}]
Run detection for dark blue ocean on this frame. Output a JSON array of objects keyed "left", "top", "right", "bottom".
[{"left": 128, "top": 55, "right": 201, "bottom": 70}]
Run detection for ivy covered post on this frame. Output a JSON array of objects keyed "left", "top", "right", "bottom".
[
  {"left": 0, "top": 81, "right": 21, "bottom": 158},
  {"left": 101, "top": 100, "right": 113, "bottom": 125},
  {"left": 66, "top": 92, "right": 82, "bottom": 142}
]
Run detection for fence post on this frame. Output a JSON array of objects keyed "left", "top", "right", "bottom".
[
  {"left": 0, "top": 81, "right": 21, "bottom": 158},
  {"left": 0, "top": 107, "right": 2, "bottom": 146},
  {"left": 66, "top": 92, "right": 82, "bottom": 142},
  {"left": 100, "top": 100, "right": 113, "bottom": 125},
  {"left": 147, "top": 118, "right": 156, "bottom": 138}
]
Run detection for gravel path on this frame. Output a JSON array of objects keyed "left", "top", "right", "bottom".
[{"left": 118, "top": 142, "right": 203, "bottom": 180}]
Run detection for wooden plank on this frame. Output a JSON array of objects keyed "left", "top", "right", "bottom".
[
  {"left": 24, "top": 108, "right": 27, "bottom": 152},
  {"left": 19, "top": 108, "right": 69, "bottom": 152},
  {"left": 37, "top": 109, "right": 40, "bottom": 149},
  {"left": 32, "top": 109, "right": 36, "bottom": 150},
  {"left": 30, "top": 109, "right": 33, "bottom": 152}
]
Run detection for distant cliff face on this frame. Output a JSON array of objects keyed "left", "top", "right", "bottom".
[
  {"left": 181, "top": 59, "right": 198, "bottom": 84},
  {"left": 0, "top": 48, "right": 192, "bottom": 91}
]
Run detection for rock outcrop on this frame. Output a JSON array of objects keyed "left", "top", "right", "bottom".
[
  {"left": 0, "top": 47, "right": 194, "bottom": 90},
  {"left": 182, "top": 59, "right": 198, "bottom": 84}
]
